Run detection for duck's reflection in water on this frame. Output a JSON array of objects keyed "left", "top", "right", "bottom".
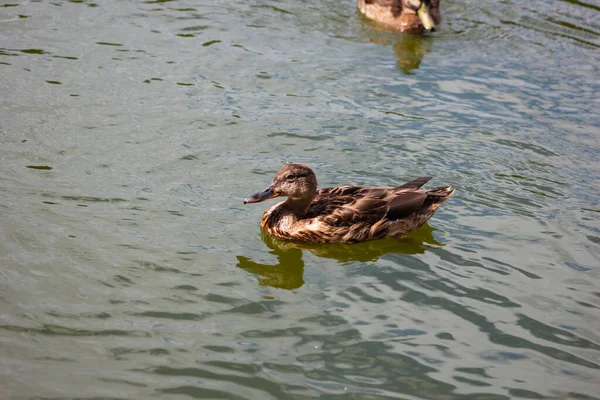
[
  {"left": 237, "top": 224, "right": 442, "bottom": 290},
  {"left": 360, "top": 21, "right": 434, "bottom": 75},
  {"left": 393, "top": 34, "right": 433, "bottom": 74}
]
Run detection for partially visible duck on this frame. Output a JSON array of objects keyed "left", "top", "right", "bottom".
[
  {"left": 358, "top": 0, "right": 441, "bottom": 32},
  {"left": 244, "top": 164, "right": 454, "bottom": 243}
]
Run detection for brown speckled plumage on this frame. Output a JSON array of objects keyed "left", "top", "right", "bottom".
[
  {"left": 358, "top": 0, "right": 441, "bottom": 32},
  {"left": 245, "top": 164, "right": 454, "bottom": 243}
]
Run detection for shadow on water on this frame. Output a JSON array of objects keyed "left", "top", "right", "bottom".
[{"left": 237, "top": 224, "right": 442, "bottom": 290}]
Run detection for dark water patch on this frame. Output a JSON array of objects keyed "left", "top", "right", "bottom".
[
  {"left": 128, "top": 311, "right": 208, "bottom": 321},
  {"left": 176, "top": 33, "right": 194, "bottom": 37},
  {"left": 493, "top": 139, "right": 559, "bottom": 157},
  {"left": 31, "top": 397, "right": 128, "bottom": 400},
  {"left": 204, "top": 293, "right": 244, "bottom": 304},
  {"left": 96, "top": 42, "right": 123, "bottom": 46},
  {"left": 225, "top": 301, "right": 281, "bottom": 315},
  {"left": 381, "top": 110, "right": 427, "bottom": 120},
  {"left": 341, "top": 286, "right": 386, "bottom": 304},
  {"left": 370, "top": 327, "right": 426, "bottom": 340},
  {"left": 110, "top": 347, "right": 169, "bottom": 359},
  {"left": 113, "top": 275, "right": 134, "bottom": 285},
  {"left": 42, "top": 194, "right": 128, "bottom": 203},
  {"left": 251, "top": 4, "right": 293, "bottom": 15},
  {"left": 576, "top": 301, "right": 599, "bottom": 309},
  {"left": 133, "top": 260, "right": 181, "bottom": 273},
  {"left": 545, "top": 16, "right": 600, "bottom": 36},
  {"left": 285, "top": 93, "right": 315, "bottom": 98},
  {"left": 387, "top": 252, "right": 522, "bottom": 308},
  {"left": 97, "top": 377, "right": 148, "bottom": 388},
  {"left": 230, "top": 43, "right": 250, "bottom": 52},
  {"left": 52, "top": 55, "right": 78, "bottom": 60},
  {"left": 455, "top": 367, "right": 492, "bottom": 378},
  {"left": 453, "top": 375, "right": 491, "bottom": 387},
  {"left": 216, "top": 281, "right": 242, "bottom": 287},
  {"left": 0, "top": 324, "right": 149, "bottom": 337},
  {"left": 267, "top": 131, "right": 332, "bottom": 141},
  {"left": 241, "top": 326, "right": 306, "bottom": 339},
  {"left": 46, "top": 80, "right": 62, "bottom": 84},
  {"left": 507, "top": 388, "right": 547, "bottom": 399},
  {"left": 0, "top": 48, "right": 19, "bottom": 56},
  {"left": 202, "top": 40, "right": 221, "bottom": 47},
  {"left": 166, "top": 210, "right": 184, "bottom": 216},
  {"left": 436, "top": 332, "right": 455, "bottom": 340},
  {"left": 65, "top": 0, "right": 99, "bottom": 7},
  {"left": 300, "top": 313, "right": 350, "bottom": 328},
  {"left": 46, "top": 311, "right": 111, "bottom": 319},
  {"left": 482, "top": 257, "right": 542, "bottom": 279},
  {"left": 204, "top": 360, "right": 260, "bottom": 375},
  {"left": 20, "top": 48, "right": 46, "bottom": 54},
  {"left": 566, "top": 261, "right": 592, "bottom": 272},
  {"left": 182, "top": 25, "right": 210, "bottom": 31},
  {"left": 582, "top": 208, "right": 600, "bottom": 213},
  {"left": 150, "top": 366, "right": 289, "bottom": 398},
  {"left": 173, "top": 285, "right": 198, "bottom": 291},
  {"left": 561, "top": 393, "right": 600, "bottom": 400},
  {"left": 27, "top": 165, "right": 53, "bottom": 170},
  {"left": 157, "top": 386, "right": 246, "bottom": 400},
  {"left": 558, "top": 0, "right": 600, "bottom": 12},
  {"left": 204, "top": 345, "right": 235, "bottom": 353},
  {"left": 256, "top": 71, "right": 271, "bottom": 79},
  {"left": 489, "top": 331, "right": 600, "bottom": 369},
  {"left": 295, "top": 339, "right": 511, "bottom": 400},
  {"left": 37, "top": 356, "right": 77, "bottom": 362},
  {"left": 585, "top": 234, "right": 600, "bottom": 244}
]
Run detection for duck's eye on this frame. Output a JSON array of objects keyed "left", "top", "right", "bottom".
[{"left": 285, "top": 174, "right": 295, "bottom": 181}]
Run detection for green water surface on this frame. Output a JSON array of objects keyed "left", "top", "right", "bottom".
[{"left": 1, "top": 0, "right": 599, "bottom": 399}]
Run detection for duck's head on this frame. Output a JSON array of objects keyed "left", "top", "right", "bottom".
[
  {"left": 244, "top": 164, "right": 318, "bottom": 204},
  {"left": 400, "top": 0, "right": 441, "bottom": 31}
]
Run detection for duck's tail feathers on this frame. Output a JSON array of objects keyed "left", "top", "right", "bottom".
[
  {"left": 425, "top": 186, "right": 455, "bottom": 204},
  {"left": 396, "top": 176, "right": 432, "bottom": 190}
]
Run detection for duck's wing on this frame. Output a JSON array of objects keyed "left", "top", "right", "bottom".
[
  {"left": 307, "top": 178, "right": 434, "bottom": 227},
  {"left": 385, "top": 191, "right": 427, "bottom": 219},
  {"left": 382, "top": 176, "right": 432, "bottom": 218},
  {"left": 305, "top": 186, "right": 390, "bottom": 227},
  {"left": 306, "top": 186, "right": 364, "bottom": 217}
]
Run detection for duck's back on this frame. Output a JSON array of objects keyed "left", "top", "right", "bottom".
[{"left": 305, "top": 186, "right": 367, "bottom": 218}]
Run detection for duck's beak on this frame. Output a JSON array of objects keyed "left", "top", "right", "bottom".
[
  {"left": 417, "top": 1, "right": 436, "bottom": 31},
  {"left": 244, "top": 185, "right": 279, "bottom": 204}
]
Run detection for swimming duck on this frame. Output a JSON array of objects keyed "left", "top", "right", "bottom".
[
  {"left": 358, "top": 0, "right": 441, "bottom": 32},
  {"left": 244, "top": 164, "right": 454, "bottom": 243}
]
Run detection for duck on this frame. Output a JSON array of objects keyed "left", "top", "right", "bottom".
[
  {"left": 357, "top": 0, "right": 441, "bottom": 32},
  {"left": 244, "top": 164, "right": 454, "bottom": 243}
]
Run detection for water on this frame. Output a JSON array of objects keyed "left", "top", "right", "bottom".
[{"left": 1, "top": 0, "right": 599, "bottom": 399}]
